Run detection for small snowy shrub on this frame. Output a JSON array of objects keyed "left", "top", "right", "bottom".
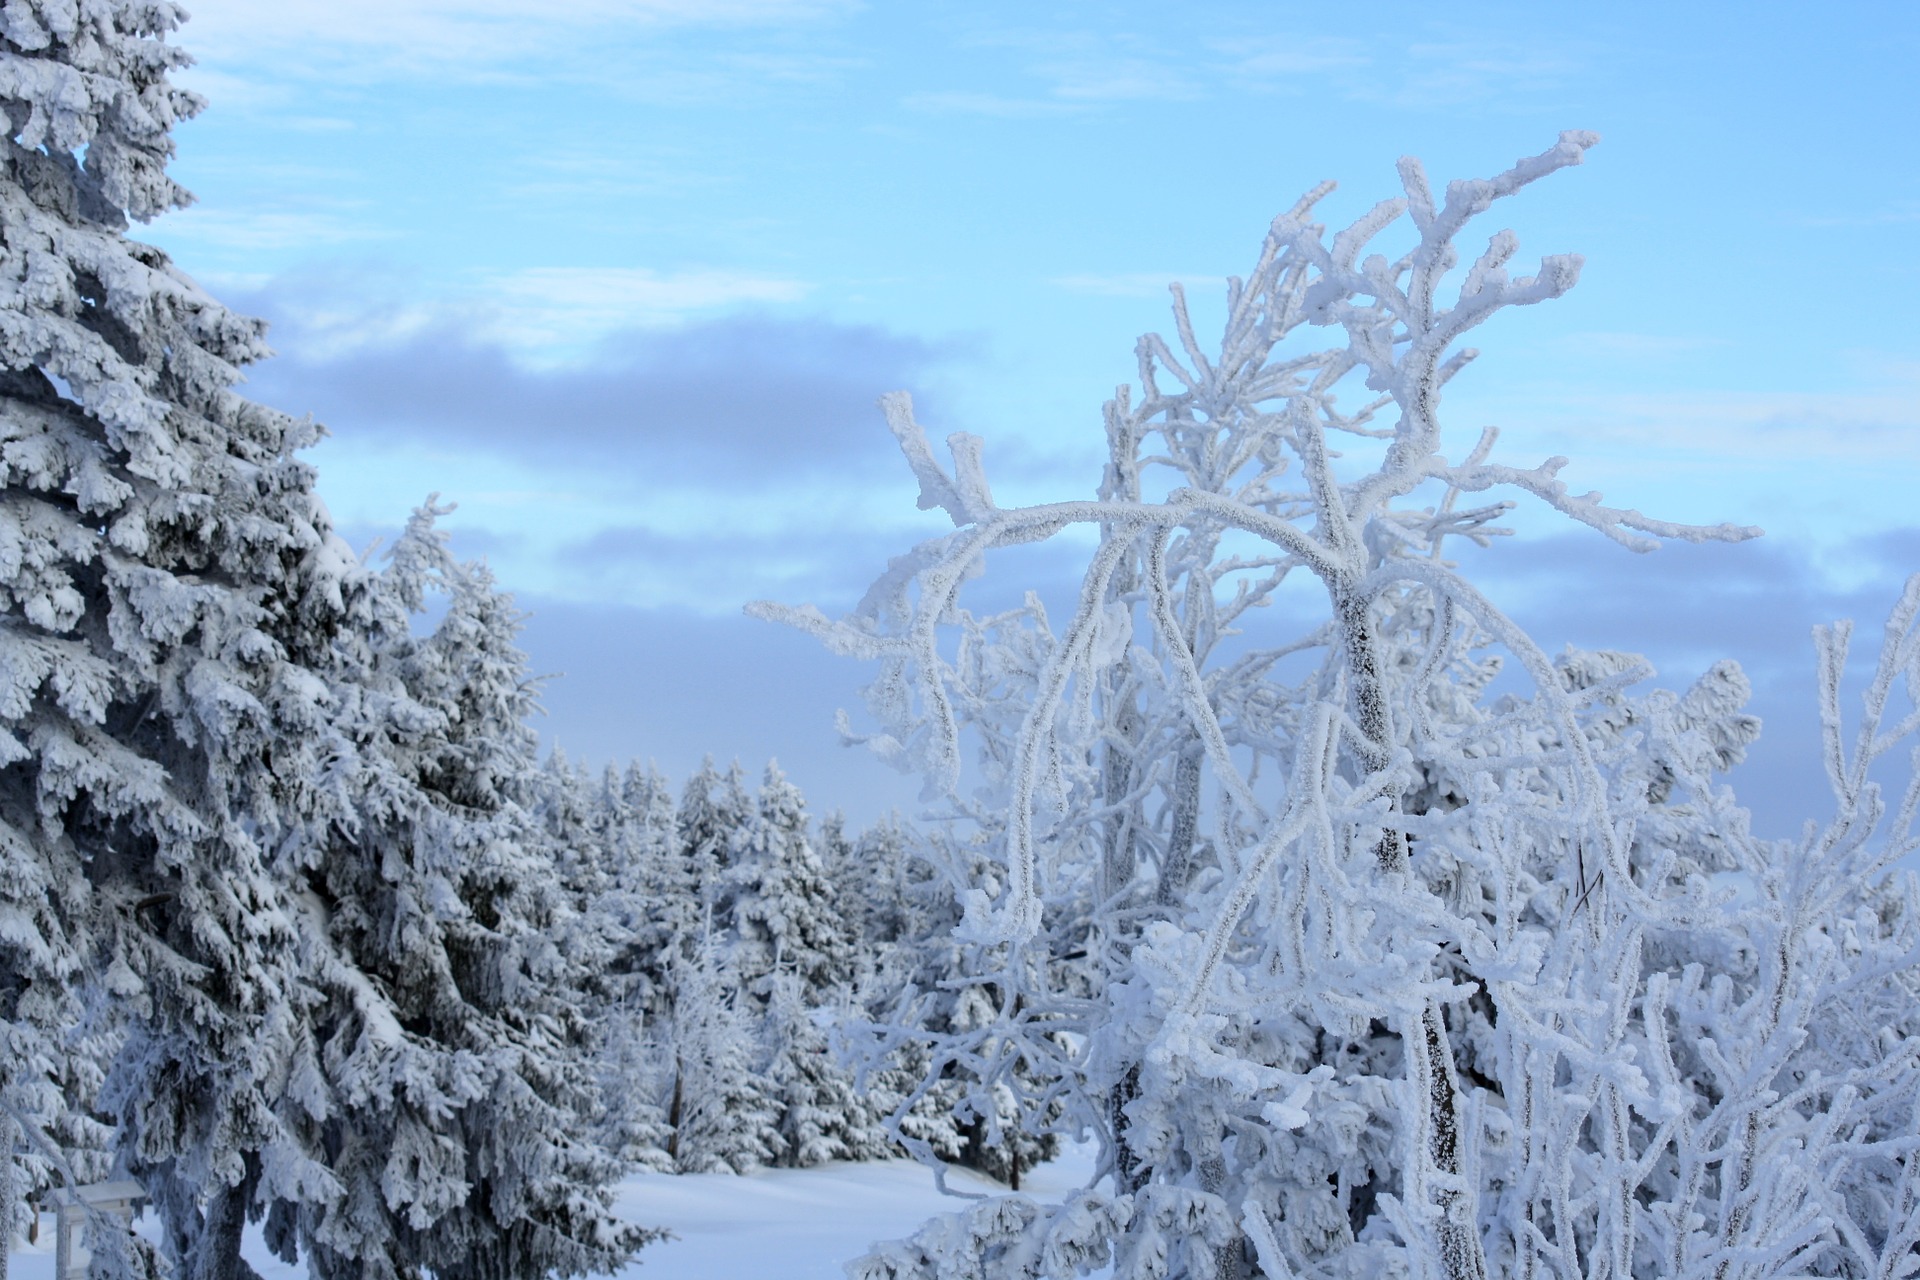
[{"left": 757, "top": 135, "right": 1920, "bottom": 1279}]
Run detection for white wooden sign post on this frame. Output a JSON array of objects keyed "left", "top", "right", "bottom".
[{"left": 46, "top": 1183, "right": 145, "bottom": 1280}]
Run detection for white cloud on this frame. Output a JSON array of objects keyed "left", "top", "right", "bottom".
[
  {"left": 1526, "top": 387, "right": 1920, "bottom": 459},
  {"left": 175, "top": 0, "right": 853, "bottom": 76},
  {"left": 1049, "top": 272, "right": 1220, "bottom": 298},
  {"left": 1460, "top": 380, "right": 1920, "bottom": 547},
  {"left": 900, "top": 91, "right": 1084, "bottom": 118},
  {"left": 1359, "top": 39, "right": 1581, "bottom": 109},
  {"left": 234, "top": 265, "right": 811, "bottom": 363},
  {"left": 477, "top": 267, "right": 810, "bottom": 353},
  {"left": 1209, "top": 34, "right": 1371, "bottom": 79},
  {"left": 153, "top": 207, "right": 394, "bottom": 252},
  {"left": 1038, "top": 54, "right": 1199, "bottom": 103}
]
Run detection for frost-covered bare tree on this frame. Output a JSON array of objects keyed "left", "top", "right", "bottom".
[{"left": 756, "top": 134, "right": 1920, "bottom": 1279}]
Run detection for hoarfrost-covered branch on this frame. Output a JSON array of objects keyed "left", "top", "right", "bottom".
[{"left": 757, "top": 134, "right": 1920, "bottom": 1280}]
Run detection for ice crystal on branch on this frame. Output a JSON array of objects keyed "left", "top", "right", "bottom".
[{"left": 756, "top": 135, "right": 1920, "bottom": 1280}]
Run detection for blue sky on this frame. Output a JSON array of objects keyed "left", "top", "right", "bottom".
[{"left": 146, "top": 0, "right": 1919, "bottom": 830}]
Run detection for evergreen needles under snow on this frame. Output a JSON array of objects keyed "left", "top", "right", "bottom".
[{"left": 0, "top": 8, "right": 658, "bottom": 1280}]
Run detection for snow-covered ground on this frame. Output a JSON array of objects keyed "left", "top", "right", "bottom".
[{"left": 6, "top": 1145, "right": 1098, "bottom": 1280}]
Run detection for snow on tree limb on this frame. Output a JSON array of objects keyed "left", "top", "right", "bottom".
[{"left": 761, "top": 135, "right": 1920, "bottom": 1280}]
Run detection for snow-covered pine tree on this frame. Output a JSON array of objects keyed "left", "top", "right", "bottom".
[
  {"left": 561, "top": 759, "right": 672, "bottom": 1173},
  {"left": 668, "top": 756, "right": 748, "bottom": 954},
  {"left": 821, "top": 810, "right": 917, "bottom": 959},
  {"left": 761, "top": 135, "right": 1920, "bottom": 1278},
  {"left": 613, "top": 760, "right": 682, "bottom": 1047},
  {"left": 530, "top": 750, "right": 632, "bottom": 1097},
  {"left": 721, "top": 763, "right": 891, "bottom": 1166},
  {"left": 661, "top": 932, "right": 780, "bottom": 1174},
  {"left": 724, "top": 762, "right": 852, "bottom": 997},
  {"left": 0, "top": 5, "right": 362, "bottom": 1278},
  {"left": 761, "top": 968, "right": 892, "bottom": 1166},
  {"left": 835, "top": 820, "right": 977, "bottom": 1176},
  {"left": 639, "top": 757, "right": 754, "bottom": 1165},
  {"left": 847, "top": 821, "right": 1065, "bottom": 1191},
  {"left": 266, "top": 506, "right": 660, "bottom": 1280}
]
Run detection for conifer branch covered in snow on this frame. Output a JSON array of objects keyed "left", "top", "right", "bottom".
[{"left": 0, "top": 9, "right": 659, "bottom": 1280}]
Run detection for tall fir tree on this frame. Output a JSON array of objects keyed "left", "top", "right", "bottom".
[
  {"left": 0, "top": 5, "right": 358, "bottom": 1277},
  {"left": 671, "top": 756, "right": 748, "bottom": 946},
  {"left": 0, "top": 9, "right": 657, "bottom": 1273},
  {"left": 723, "top": 763, "right": 852, "bottom": 996},
  {"left": 722, "top": 765, "right": 887, "bottom": 1168},
  {"left": 266, "top": 506, "right": 660, "bottom": 1280},
  {"left": 615, "top": 759, "right": 679, "bottom": 1024},
  {"left": 545, "top": 757, "right": 673, "bottom": 1173},
  {"left": 661, "top": 934, "right": 779, "bottom": 1175}
]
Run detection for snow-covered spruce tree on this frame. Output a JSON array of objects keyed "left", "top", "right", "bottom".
[
  {"left": 267, "top": 505, "right": 660, "bottom": 1280},
  {"left": 661, "top": 931, "right": 780, "bottom": 1174},
  {"left": 670, "top": 756, "right": 749, "bottom": 957},
  {"left": 0, "top": 5, "right": 357, "bottom": 1278},
  {"left": 821, "top": 810, "right": 918, "bottom": 960},
  {"left": 723, "top": 763, "right": 890, "bottom": 1166},
  {"left": 529, "top": 747, "right": 668, "bottom": 1170},
  {"left": 641, "top": 756, "right": 752, "bottom": 1164},
  {"left": 761, "top": 967, "right": 893, "bottom": 1167},
  {"left": 0, "top": 10, "right": 652, "bottom": 1278},
  {"left": 614, "top": 759, "right": 681, "bottom": 1006},
  {"left": 723, "top": 762, "right": 854, "bottom": 999},
  {"left": 564, "top": 760, "right": 674, "bottom": 1173},
  {"left": 841, "top": 815, "right": 1070, "bottom": 1191},
  {"left": 757, "top": 134, "right": 1920, "bottom": 1279},
  {"left": 596, "top": 760, "right": 692, "bottom": 1036},
  {"left": 593, "top": 759, "right": 684, "bottom": 1169}
]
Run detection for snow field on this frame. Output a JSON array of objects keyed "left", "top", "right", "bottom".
[{"left": 4, "top": 1145, "right": 1101, "bottom": 1280}]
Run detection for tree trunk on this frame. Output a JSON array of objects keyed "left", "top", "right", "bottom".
[
  {"left": 186, "top": 1176, "right": 262, "bottom": 1280},
  {"left": 1197, "top": 1134, "right": 1244, "bottom": 1280},
  {"left": 1338, "top": 591, "right": 1487, "bottom": 1280},
  {"left": 666, "top": 1069, "right": 684, "bottom": 1164},
  {"left": 1156, "top": 745, "right": 1204, "bottom": 911},
  {"left": 1111, "top": 741, "right": 1202, "bottom": 1200},
  {"left": 1100, "top": 598, "right": 1145, "bottom": 1196}
]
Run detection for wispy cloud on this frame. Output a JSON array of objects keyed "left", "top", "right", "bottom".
[
  {"left": 233, "top": 274, "right": 949, "bottom": 481},
  {"left": 155, "top": 207, "right": 394, "bottom": 252},
  {"left": 1512, "top": 386, "right": 1920, "bottom": 463},
  {"left": 479, "top": 267, "right": 810, "bottom": 353},
  {"left": 900, "top": 91, "right": 1085, "bottom": 118},
  {"left": 179, "top": 0, "right": 852, "bottom": 61},
  {"left": 1360, "top": 39, "right": 1583, "bottom": 109},
  {"left": 228, "top": 266, "right": 811, "bottom": 364},
  {"left": 1049, "top": 271, "right": 1220, "bottom": 299},
  {"left": 1036, "top": 52, "right": 1201, "bottom": 103},
  {"left": 1206, "top": 29, "right": 1586, "bottom": 108},
  {"left": 1209, "top": 33, "right": 1371, "bottom": 82},
  {"left": 902, "top": 24, "right": 1581, "bottom": 120},
  {"left": 1786, "top": 202, "right": 1920, "bottom": 229},
  {"left": 1453, "top": 376, "right": 1920, "bottom": 551}
]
